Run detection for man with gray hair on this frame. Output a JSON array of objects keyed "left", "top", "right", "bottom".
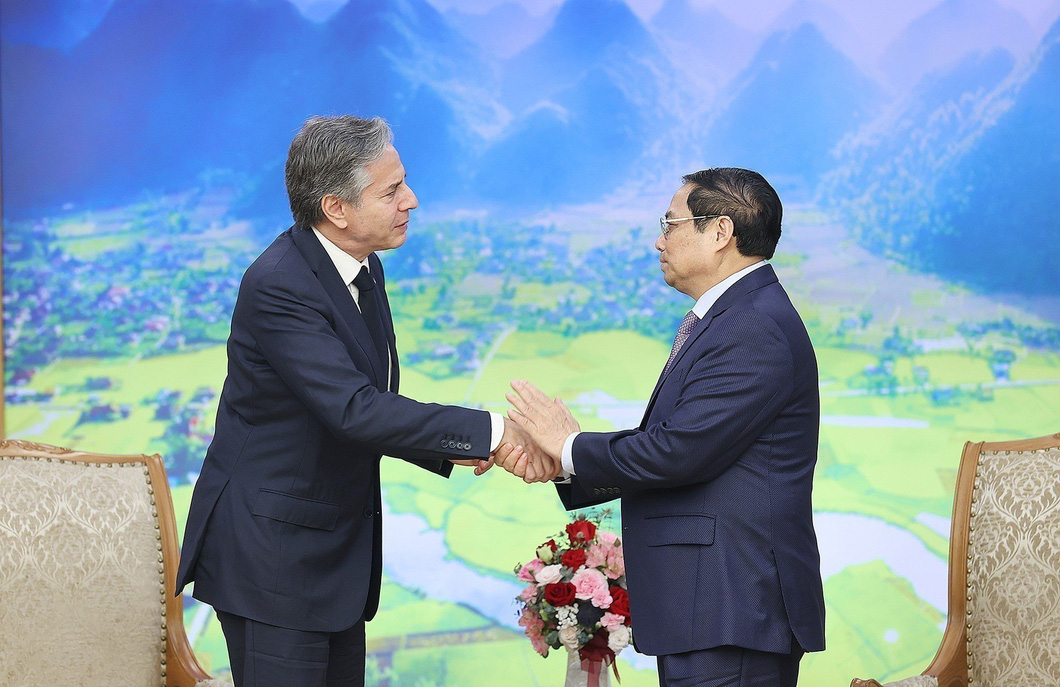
[{"left": 176, "top": 115, "right": 534, "bottom": 686}]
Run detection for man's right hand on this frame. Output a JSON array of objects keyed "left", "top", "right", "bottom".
[{"left": 493, "top": 417, "right": 561, "bottom": 483}]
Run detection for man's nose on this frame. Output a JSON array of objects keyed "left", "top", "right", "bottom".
[
  {"left": 655, "top": 234, "right": 666, "bottom": 252},
  {"left": 402, "top": 185, "right": 419, "bottom": 211}
]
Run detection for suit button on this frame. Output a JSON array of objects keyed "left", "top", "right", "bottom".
[
  {"left": 593, "top": 488, "right": 601, "bottom": 495},
  {"left": 363, "top": 508, "right": 373, "bottom": 518},
  {"left": 440, "top": 440, "right": 447, "bottom": 447}
]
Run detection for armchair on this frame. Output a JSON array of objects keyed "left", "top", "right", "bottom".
[
  {"left": 0, "top": 439, "right": 230, "bottom": 686},
  {"left": 851, "top": 432, "right": 1060, "bottom": 687}
]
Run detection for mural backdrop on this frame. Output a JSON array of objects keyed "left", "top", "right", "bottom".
[{"left": 3, "top": 0, "right": 1060, "bottom": 683}]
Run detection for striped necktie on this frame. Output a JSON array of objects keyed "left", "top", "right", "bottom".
[{"left": 663, "top": 310, "right": 699, "bottom": 376}]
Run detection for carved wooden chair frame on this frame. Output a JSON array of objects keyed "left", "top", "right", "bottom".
[
  {"left": 852, "top": 432, "right": 1060, "bottom": 687},
  {"left": 0, "top": 439, "right": 213, "bottom": 686}
]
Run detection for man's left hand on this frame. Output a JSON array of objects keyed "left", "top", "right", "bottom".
[{"left": 505, "top": 379, "right": 580, "bottom": 460}]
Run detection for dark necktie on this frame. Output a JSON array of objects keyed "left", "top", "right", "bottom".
[
  {"left": 663, "top": 310, "right": 699, "bottom": 376},
  {"left": 352, "top": 265, "right": 389, "bottom": 389}
]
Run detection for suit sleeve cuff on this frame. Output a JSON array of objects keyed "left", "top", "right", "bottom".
[
  {"left": 488, "top": 411, "right": 504, "bottom": 453},
  {"left": 561, "top": 432, "right": 579, "bottom": 476}
]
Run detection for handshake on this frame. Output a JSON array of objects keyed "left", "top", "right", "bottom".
[{"left": 453, "top": 380, "right": 580, "bottom": 483}]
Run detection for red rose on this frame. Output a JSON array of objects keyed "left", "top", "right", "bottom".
[
  {"left": 608, "top": 587, "right": 631, "bottom": 622},
  {"left": 566, "top": 519, "right": 597, "bottom": 547},
  {"left": 540, "top": 538, "right": 558, "bottom": 552},
  {"left": 544, "top": 582, "right": 577, "bottom": 607},
  {"left": 560, "top": 549, "right": 587, "bottom": 570}
]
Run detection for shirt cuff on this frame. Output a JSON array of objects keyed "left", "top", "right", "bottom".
[
  {"left": 488, "top": 412, "right": 504, "bottom": 453},
  {"left": 561, "top": 432, "right": 579, "bottom": 475}
]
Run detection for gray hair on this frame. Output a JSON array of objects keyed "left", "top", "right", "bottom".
[{"left": 285, "top": 115, "right": 394, "bottom": 228}]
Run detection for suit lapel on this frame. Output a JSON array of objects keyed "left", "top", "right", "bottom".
[
  {"left": 639, "top": 312, "right": 716, "bottom": 427},
  {"left": 290, "top": 226, "right": 386, "bottom": 387},
  {"left": 639, "top": 265, "right": 780, "bottom": 427}
]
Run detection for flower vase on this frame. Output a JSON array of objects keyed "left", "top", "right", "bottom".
[{"left": 564, "top": 650, "right": 610, "bottom": 687}]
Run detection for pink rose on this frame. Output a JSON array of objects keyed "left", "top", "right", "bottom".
[
  {"left": 535, "top": 564, "right": 563, "bottom": 586},
  {"left": 598, "top": 531, "right": 619, "bottom": 547},
  {"left": 571, "top": 568, "right": 609, "bottom": 601},
  {"left": 591, "top": 586, "right": 613, "bottom": 609},
  {"left": 600, "top": 612, "right": 625, "bottom": 631},
  {"left": 519, "top": 584, "right": 539, "bottom": 603},
  {"left": 518, "top": 558, "right": 544, "bottom": 583}
]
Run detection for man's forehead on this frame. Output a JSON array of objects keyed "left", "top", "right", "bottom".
[
  {"left": 668, "top": 184, "right": 693, "bottom": 211},
  {"left": 366, "top": 145, "right": 404, "bottom": 186}
]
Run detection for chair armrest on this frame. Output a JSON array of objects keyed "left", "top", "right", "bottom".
[{"left": 165, "top": 607, "right": 212, "bottom": 687}]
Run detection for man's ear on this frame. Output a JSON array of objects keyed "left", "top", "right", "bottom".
[
  {"left": 715, "top": 215, "right": 735, "bottom": 247},
  {"left": 320, "top": 194, "right": 349, "bottom": 228}
]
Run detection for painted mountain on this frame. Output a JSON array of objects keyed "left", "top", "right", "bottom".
[
  {"left": 474, "top": 0, "right": 677, "bottom": 206},
  {"left": 444, "top": 2, "right": 559, "bottom": 60},
  {"left": 702, "top": 22, "right": 884, "bottom": 198},
  {"left": 0, "top": 0, "right": 115, "bottom": 51},
  {"left": 649, "top": 0, "right": 760, "bottom": 89},
  {"left": 929, "top": 21, "right": 1060, "bottom": 293},
  {"left": 823, "top": 20, "right": 1060, "bottom": 294},
  {"left": 0, "top": 0, "right": 495, "bottom": 215},
  {"left": 767, "top": 0, "right": 871, "bottom": 70},
  {"left": 880, "top": 0, "right": 1035, "bottom": 90}
]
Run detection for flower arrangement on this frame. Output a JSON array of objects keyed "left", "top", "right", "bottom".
[{"left": 514, "top": 512, "right": 630, "bottom": 682}]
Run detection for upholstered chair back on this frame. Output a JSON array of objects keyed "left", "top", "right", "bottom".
[
  {"left": 966, "top": 445, "right": 1060, "bottom": 685},
  {"left": 0, "top": 443, "right": 172, "bottom": 686}
]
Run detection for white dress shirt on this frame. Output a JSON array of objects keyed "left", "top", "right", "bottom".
[
  {"left": 311, "top": 228, "right": 503, "bottom": 452},
  {"left": 560, "top": 259, "right": 769, "bottom": 475}
]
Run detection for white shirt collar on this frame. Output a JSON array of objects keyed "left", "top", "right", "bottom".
[
  {"left": 690, "top": 260, "right": 769, "bottom": 319},
  {"left": 311, "top": 227, "right": 369, "bottom": 287}
]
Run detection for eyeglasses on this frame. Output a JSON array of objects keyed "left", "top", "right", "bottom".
[{"left": 659, "top": 214, "right": 722, "bottom": 238}]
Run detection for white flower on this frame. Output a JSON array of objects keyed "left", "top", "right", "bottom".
[
  {"left": 535, "top": 564, "right": 563, "bottom": 586},
  {"left": 556, "top": 605, "right": 579, "bottom": 629},
  {"left": 559, "top": 626, "right": 581, "bottom": 650},
  {"left": 607, "top": 626, "right": 630, "bottom": 653},
  {"left": 537, "top": 545, "right": 556, "bottom": 564}
]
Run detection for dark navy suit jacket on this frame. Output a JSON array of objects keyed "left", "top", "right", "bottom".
[
  {"left": 558, "top": 265, "right": 826, "bottom": 656},
  {"left": 176, "top": 226, "right": 491, "bottom": 632}
]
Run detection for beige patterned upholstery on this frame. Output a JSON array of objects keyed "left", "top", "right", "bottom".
[
  {"left": 881, "top": 678, "right": 939, "bottom": 687},
  {"left": 852, "top": 433, "right": 1060, "bottom": 687},
  {"left": 966, "top": 447, "right": 1060, "bottom": 685},
  {"left": 0, "top": 440, "right": 228, "bottom": 687}
]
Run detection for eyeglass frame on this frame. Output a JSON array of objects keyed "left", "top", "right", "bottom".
[{"left": 659, "top": 214, "right": 724, "bottom": 238}]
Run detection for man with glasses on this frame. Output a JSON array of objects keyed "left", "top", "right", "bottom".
[{"left": 497, "top": 168, "right": 825, "bottom": 686}]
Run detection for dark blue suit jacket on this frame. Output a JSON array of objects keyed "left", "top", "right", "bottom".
[
  {"left": 176, "top": 226, "right": 491, "bottom": 632},
  {"left": 558, "top": 265, "right": 825, "bottom": 656}
]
